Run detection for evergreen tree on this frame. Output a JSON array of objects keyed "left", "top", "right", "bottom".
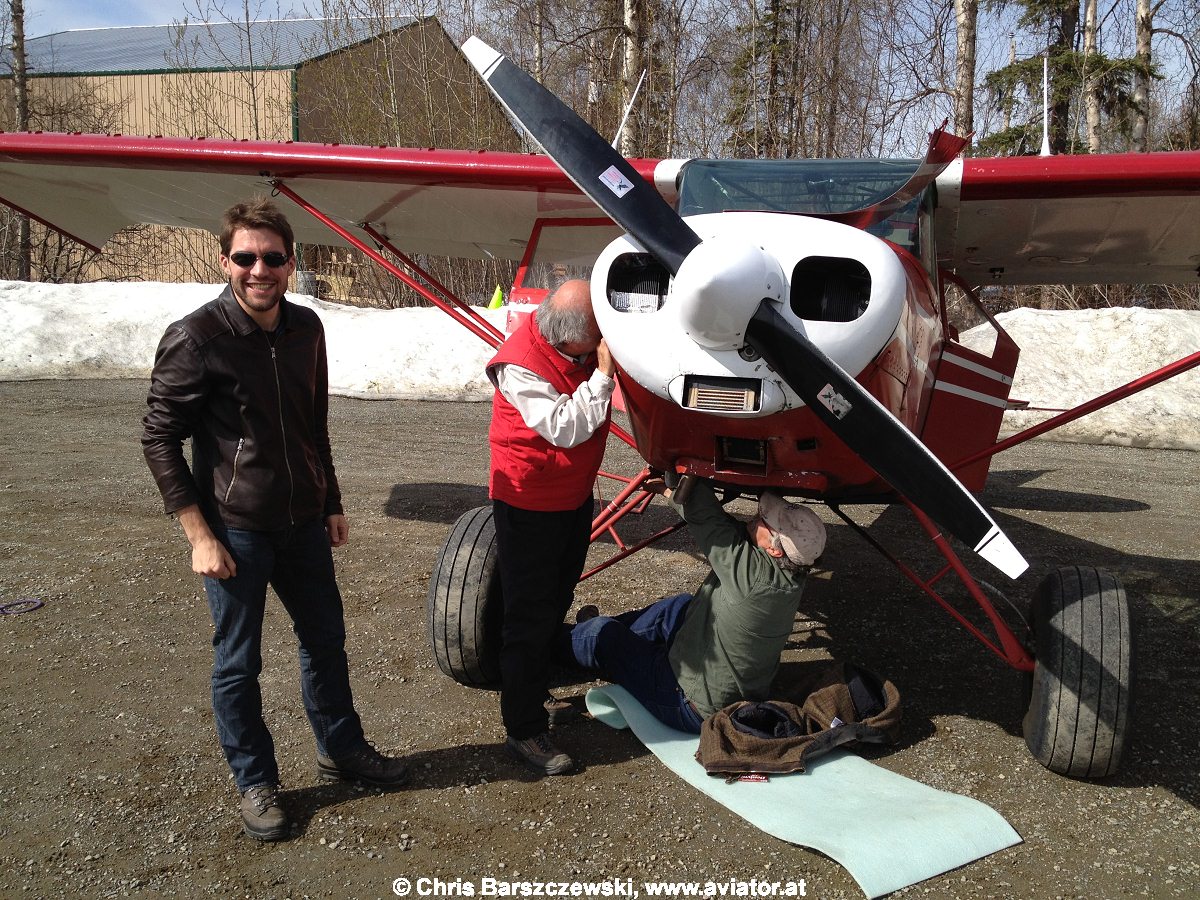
[{"left": 977, "top": 0, "right": 1156, "bottom": 155}]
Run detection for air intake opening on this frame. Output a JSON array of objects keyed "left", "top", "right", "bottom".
[
  {"left": 606, "top": 253, "right": 670, "bottom": 313},
  {"left": 791, "top": 257, "right": 871, "bottom": 322},
  {"left": 718, "top": 437, "right": 767, "bottom": 469},
  {"left": 683, "top": 376, "right": 761, "bottom": 413}
]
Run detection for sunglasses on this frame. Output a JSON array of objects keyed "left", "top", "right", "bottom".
[{"left": 228, "top": 251, "right": 291, "bottom": 268}]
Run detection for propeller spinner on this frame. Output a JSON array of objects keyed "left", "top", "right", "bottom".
[{"left": 463, "top": 36, "right": 1028, "bottom": 580}]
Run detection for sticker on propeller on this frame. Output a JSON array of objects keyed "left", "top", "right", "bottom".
[
  {"left": 599, "top": 165, "right": 635, "bottom": 198},
  {"left": 818, "top": 384, "right": 852, "bottom": 419}
]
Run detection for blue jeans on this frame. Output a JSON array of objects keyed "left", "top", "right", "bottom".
[
  {"left": 556, "top": 593, "right": 704, "bottom": 734},
  {"left": 204, "top": 518, "right": 364, "bottom": 790}
]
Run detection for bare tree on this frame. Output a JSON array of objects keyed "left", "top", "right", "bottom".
[
  {"left": 1084, "top": 0, "right": 1102, "bottom": 151},
  {"left": 1131, "top": 0, "right": 1153, "bottom": 150},
  {"left": 617, "top": 0, "right": 643, "bottom": 154},
  {"left": 158, "top": 0, "right": 293, "bottom": 140},
  {"left": 0, "top": 3, "right": 143, "bottom": 282},
  {"left": 8, "top": 0, "right": 29, "bottom": 279}
]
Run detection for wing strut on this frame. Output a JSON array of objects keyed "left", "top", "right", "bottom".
[
  {"left": 272, "top": 178, "right": 643, "bottom": 450},
  {"left": 271, "top": 180, "right": 505, "bottom": 349},
  {"left": 0, "top": 193, "right": 102, "bottom": 255}
]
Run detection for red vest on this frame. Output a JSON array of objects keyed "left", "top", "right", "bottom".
[{"left": 486, "top": 317, "right": 611, "bottom": 511}]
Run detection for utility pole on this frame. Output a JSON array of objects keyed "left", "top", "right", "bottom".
[{"left": 10, "top": 0, "right": 30, "bottom": 280}]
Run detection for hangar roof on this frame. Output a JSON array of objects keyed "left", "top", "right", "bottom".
[{"left": 11, "top": 16, "right": 417, "bottom": 76}]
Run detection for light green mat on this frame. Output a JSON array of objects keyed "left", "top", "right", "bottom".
[{"left": 586, "top": 685, "right": 1021, "bottom": 899}]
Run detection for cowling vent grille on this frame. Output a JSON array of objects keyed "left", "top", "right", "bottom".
[{"left": 683, "top": 376, "right": 761, "bottom": 413}]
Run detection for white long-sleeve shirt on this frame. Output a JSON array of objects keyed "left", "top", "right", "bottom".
[{"left": 494, "top": 362, "right": 615, "bottom": 448}]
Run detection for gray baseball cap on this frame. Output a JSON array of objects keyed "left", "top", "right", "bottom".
[{"left": 758, "top": 492, "right": 826, "bottom": 566}]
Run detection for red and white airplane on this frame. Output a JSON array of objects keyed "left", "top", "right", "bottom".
[{"left": 2, "top": 37, "right": 1197, "bottom": 780}]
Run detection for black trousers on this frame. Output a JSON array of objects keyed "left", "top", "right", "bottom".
[{"left": 492, "top": 495, "right": 594, "bottom": 740}]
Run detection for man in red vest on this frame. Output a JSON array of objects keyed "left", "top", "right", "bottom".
[{"left": 486, "top": 279, "right": 615, "bottom": 775}]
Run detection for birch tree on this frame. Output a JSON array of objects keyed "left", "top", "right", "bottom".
[
  {"left": 1130, "top": 0, "right": 1152, "bottom": 149},
  {"left": 1084, "top": 0, "right": 1101, "bottom": 150},
  {"left": 954, "top": 0, "right": 978, "bottom": 140}
]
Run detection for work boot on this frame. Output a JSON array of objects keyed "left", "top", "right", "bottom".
[
  {"left": 241, "top": 784, "right": 289, "bottom": 841},
  {"left": 316, "top": 742, "right": 409, "bottom": 788},
  {"left": 505, "top": 731, "right": 574, "bottom": 776},
  {"left": 545, "top": 693, "right": 580, "bottom": 726},
  {"left": 575, "top": 604, "right": 600, "bottom": 623}
]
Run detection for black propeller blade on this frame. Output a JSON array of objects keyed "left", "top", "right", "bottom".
[
  {"left": 746, "top": 302, "right": 1026, "bottom": 578},
  {"left": 463, "top": 36, "right": 1027, "bottom": 579},
  {"left": 462, "top": 37, "right": 700, "bottom": 274}
]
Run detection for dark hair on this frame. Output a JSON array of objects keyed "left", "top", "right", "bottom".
[{"left": 219, "top": 198, "right": 295, "bottom": 257}]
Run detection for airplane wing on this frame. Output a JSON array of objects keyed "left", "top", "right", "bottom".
[
  {"left": 935, "top": 152, "right": 1200, "bottom": 285},
  {"left": 0, "top": 131, "right": 647, "bottom": 264},
  {"left": 4, "top": 131, "right": 1200, "bottom": 288}
]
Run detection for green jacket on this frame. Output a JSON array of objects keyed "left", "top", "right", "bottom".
[{"left": 667, "top": 482, "right": 806, "bottom": 717}]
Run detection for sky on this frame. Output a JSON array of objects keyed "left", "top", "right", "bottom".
[{"left": 1, "top": 279, "right": 1197, "bottom": 451}]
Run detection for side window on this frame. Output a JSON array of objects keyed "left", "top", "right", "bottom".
[{"left": 919, "top": 191, "right": 939, "bottom": 300}]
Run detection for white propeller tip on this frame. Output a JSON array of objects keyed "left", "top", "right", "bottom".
[
  {"left": 462, "top": 36, "right": 502, "bottom": 78},
  {"left": 975, "top": 528, "right": 1029, "bottom": 580}
]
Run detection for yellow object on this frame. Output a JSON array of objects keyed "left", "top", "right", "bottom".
[{"left": 488, "top": 285, "right": 505, "bottom": 309}]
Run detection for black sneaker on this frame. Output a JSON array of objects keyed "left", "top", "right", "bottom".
[
  {"left": 505, "top": 731, "right": 574, "bottom": 776},
  {"left": 241, "top": 784, "right": 289, "bottom": 841},
  {"left": 317, "top": 742, "right": 409, "bottom": 788}
]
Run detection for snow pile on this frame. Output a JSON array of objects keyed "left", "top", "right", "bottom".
[
  {"left": 2, "top": 280, "right": 1197, "bottom": 449},
  {"left": 960, "top": 307, "right": 1200, "bottom": 451},
  {"left": 0, "top": 280, "right": 506, "bottom": 401}
]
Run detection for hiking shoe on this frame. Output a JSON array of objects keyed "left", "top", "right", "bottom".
[
  {"left": 545, "top": 693, "right": 580, "bottom": 726},
  {"left": 316, "top": 742, "right": 409, "bottom": 788},
  {"left": 241, "top": 784, "right": 289, "bottom": 841},
  {"left": 575, "top": 604, "right": 600, "bottom": 623},
  {"left": 505, "top": 731, "right": 574, "bottom": 776}
]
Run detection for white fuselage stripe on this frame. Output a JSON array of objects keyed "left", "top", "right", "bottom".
[
  {"left": 941, "top": 351, "right": 1014, "bottom": 386},
  {"left": 933, "top": 380, "right": 1010, "bottom": 408}
]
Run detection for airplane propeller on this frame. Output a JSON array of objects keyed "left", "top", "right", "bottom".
[{"left": 463, "top": 37, "right": 1028, "bottom": 580}]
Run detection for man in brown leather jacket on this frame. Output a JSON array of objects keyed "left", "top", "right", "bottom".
[{"left": 142, "top": 198, "right": 406, "bottom": 842}]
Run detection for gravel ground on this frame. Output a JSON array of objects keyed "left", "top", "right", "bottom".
[{"left": 0, "top": 379, "right": 1196, "bottom": 899}]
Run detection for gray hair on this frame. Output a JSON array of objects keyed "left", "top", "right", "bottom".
[
  {"left": 763, "top": 529, "right": 805, "bottom": 573},
  {"left": 536, "top": 296, "right": 594, "bottom": 346}
]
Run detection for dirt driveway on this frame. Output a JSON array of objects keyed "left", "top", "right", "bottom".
[{"left": 0, "top": 379, "right": 1196, "bottom": 899}]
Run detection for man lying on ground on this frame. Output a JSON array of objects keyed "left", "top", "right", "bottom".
[{"left": 553, "top": 476, "right": 826, "bottom": 733}]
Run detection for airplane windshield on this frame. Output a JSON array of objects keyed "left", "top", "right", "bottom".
[
  {"left": 677, "top": 157, "right": 925, "bottom": 254},
  {"left": 678, "top": 157, "right": 922, "bottom": 216}
]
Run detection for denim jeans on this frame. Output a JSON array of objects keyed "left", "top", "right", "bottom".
[
  {"left": 204, "top": 517, "right": 364, "bottom": 790},
  {"left": 555, "top": 593, "right": 704, "bottom": 734}
]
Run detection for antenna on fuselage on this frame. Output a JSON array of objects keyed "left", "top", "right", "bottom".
[
  {"left": 1040, "top": 54, "right": 1052, "bottom": 156},
  {"left": 612, "top": 69, "right": 647, "bottom": 150}
]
